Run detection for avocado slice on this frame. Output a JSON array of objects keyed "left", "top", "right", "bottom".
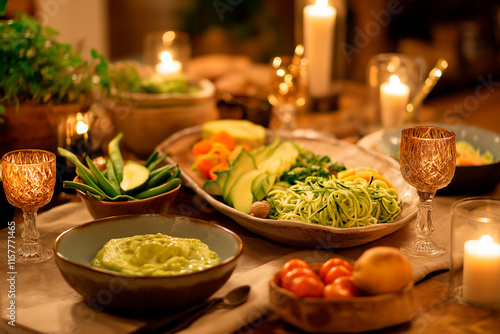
[
  {"left": 222, "top": 149, "right": 257, "bottom": 206},
  {"left": 229, "top": 169, "right": 265, "bottom": 213}
]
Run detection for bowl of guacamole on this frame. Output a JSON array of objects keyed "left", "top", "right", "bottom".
[{"left": 54, "top": 214, "right": 243, "bottom": 311}]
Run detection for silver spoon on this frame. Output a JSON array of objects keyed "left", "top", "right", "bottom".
[{"left": 132, "top": 285, "right": 251, "bottom": 334}]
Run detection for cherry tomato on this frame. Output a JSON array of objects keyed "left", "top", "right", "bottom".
[
  {"left": 323, "top": 276, "right": 360, "bottom": 299},
  {"left": 319, "top": 258, "right": 353, "bottom": 281},
  {"left": 280, "top": 259, "right": 310, "bottom": 278},
  {"left": 281, "top": 267, "right": 318, "bottom": 290},
  {"left": 289, "top": 276, "right": 325, "bottom": 298},
  {"left": 323, "top": 265, "right": 352, "bottom": 285}
]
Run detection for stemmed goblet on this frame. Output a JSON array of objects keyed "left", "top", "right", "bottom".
[
  {"left": 2, "top": 149, "right": 57, "bottom": 263},
  {"left": 399, "top": 126, "right": 456, "bottom": 257}
]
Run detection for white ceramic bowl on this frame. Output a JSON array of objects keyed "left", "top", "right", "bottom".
[{"left": 54, "top": 214, "right": 243, "bottom": 312}]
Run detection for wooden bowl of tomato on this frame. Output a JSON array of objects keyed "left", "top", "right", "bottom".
[{"left": 269, "top": 259, "right": 417, "bottom": 333}]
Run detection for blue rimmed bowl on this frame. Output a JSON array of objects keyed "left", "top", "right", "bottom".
[{"left": 54, "top": 214, "right": 243, "bottom": 312}]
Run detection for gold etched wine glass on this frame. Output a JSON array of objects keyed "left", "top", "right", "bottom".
[
  {"left": 268, "top": 55, "right": 302, "bottom": 131},
  {"left": 399, "top": 126, "right": 456, "bottom": 257},
  {"left": 2, "top": 149, "right": 57, "bottom": 263}
]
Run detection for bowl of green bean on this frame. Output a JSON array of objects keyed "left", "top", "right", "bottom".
[
  {"left": 73, "top": 176, "right": 180, "bottom": 220},
  {"left": 59, "top": 133, "right": 182, "bottom": 219}
]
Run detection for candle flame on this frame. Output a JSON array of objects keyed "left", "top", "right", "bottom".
[
  {"left": 315, "top": 0, "right": 328, "bottom": 7},
  {"left": 389, "top": 75, "right": 401, "bottom": 85},
  {"left": 160, "top": 51, "right": 173, "bottom": 64},
  {"left": 76, "top": 121, "right": 89, "bottom": 135},
  {"left": 75, "top": 112, "right": 89, "bottom": 135},
  {"left": 479, "top": 235, "right": 493, "bottom": 244}
]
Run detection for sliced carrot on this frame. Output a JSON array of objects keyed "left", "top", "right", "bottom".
[
  {"left": 209, "top": 142, "right": 231, "bottom": 167},
  {"left": 195, "top": 154, "right": 219, "bottom": 179},
  {"left": 192, "top": 139, "right": 213, "bottom": 156},
  {"left": 456, "top": 154, "right": 484, "bottom": 166},
  {"left": 210, "top": 131, "right": 235, "bottom": 151},
  {"left": 209, "top": 163, "right": 229, "bottom": 180}
]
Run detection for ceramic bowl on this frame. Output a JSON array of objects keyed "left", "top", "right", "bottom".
[
  {"left": 269, "top": 264, "right": 417, "bottom": 333},
  {"left": 74, "top": 176, "right": 180, "bottom": 220},
  {"left": 54, "top": 214, "right": 243, "bottom": 312},
  {"left": 380, "top": 124, "right": 500, "bottom": 195},
  {"left": 110, "top": 78, "right": 218, "bottom": 159}
]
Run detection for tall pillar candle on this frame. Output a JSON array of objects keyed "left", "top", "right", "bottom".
[
  {"left": 303, "top": 0, "right": 335, "bottom": 98},
  {"left": 463, "top": 235, "right": 500, "bottom": 306}
]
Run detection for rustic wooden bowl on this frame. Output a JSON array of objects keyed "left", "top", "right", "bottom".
[{"left": 269, "top": 264, "right": 417, "bottom": 333}]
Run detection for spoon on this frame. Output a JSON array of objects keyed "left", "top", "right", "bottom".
[{"left": 132, "top": 285, "right": 251, "bottom": 334}]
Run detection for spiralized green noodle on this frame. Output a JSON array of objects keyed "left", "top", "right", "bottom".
[{"left": 266, "top": 176, "right": 402, "bottom": 228}]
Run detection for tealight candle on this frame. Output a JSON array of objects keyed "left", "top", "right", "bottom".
[
  {"left": 463, "top": 235, "right": 500, "bottom": 305},
  {"left": 155, "top": 51, "right": 182, "bottom": 76},
  {"left": 303, "top": 0, "right": 335, "bottom": 98},
  {"left": 379, "top": 75, "right": 409, "bottom": 129}
]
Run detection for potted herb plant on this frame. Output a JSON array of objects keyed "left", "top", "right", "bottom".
[{"left": 0, "top": 12, "right": 109, "bottom": 156}]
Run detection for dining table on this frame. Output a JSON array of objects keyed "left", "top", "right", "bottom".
[{"left": 1, "top": 81, "right": 500, "bottom": 334}]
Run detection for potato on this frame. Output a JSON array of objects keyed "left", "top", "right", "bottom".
[{"left": 352, "top": 246, "right": 413, "bottom": 295}]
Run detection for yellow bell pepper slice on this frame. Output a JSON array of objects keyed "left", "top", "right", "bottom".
[{"left": 339, "top": 168, "right": 395, "bottom": 188}]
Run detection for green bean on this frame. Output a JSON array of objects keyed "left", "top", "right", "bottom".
[
  {"left": 106, "top": 194, "right": 138, "bottom": 201},
  {"left": 63, "top": 181, "right": 105, "bottom": 198},
  {"left": 86, "top": 156, "right": 121, "bottom": 197},
  {"left": 106, "top": 158, "right": 120, "bottom": 191},
  {"left": 170, "top": 168, "right": 180, "bottom": 180},
  {"left": 75, "top": 167, "right": 104, "bottom": 194},
  {"left": 108, "top": 132, "right": 124, "bottom": 183},
  {"left": 147, "top": 165, "right": 176, "bottom": 188},
  {"left": 149, "top": 164, "right": 175, "bottom": 179},
  {"left": 144, "top": 151, "right": 159, "bottom": 168},
  {"left": 147, "top": 154, "right": 166, "bottom": 171},
  {"left": 64, "top": 181, "right": 137, "bottom": 202},
  {"left": 135, "top": 178, "right": 181, "bottom": 199},
  {"left": 57, "top": 147, "right": 98, "bottom": 185}
]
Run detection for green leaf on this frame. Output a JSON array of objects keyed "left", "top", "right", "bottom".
[
  {"left": 0, "top": 13, "right": 109, "bottom": 106},
  {"left": 0, "top": 0, "right": 8, "bottom": 16}
]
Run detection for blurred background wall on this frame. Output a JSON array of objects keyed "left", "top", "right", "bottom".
[{"left": 3, "top": 0, "right": 500, "bottom": 95}]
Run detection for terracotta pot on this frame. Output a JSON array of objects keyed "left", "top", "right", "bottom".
[{"left": 0, "top": 103, "right": 84, "bottom": 156}]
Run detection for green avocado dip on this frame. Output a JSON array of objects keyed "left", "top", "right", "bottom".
[{"left": 91, "top": 233, "right": 221, "bottom": 276}]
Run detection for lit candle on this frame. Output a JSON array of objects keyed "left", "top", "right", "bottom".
[
  {"left": 379, "top": 75, "right": 410, "bottom": 129},
  {"left": 303, "top": 0, "right": 335, "bottom": 98},
  {"left": 463, "top": 235, "right": 500, "bottom": 306},
  {"left": 155, "top": 51, "right": 182, "bottom": 76},
  {"left": 75, "top": 113, "right": 89, "bottom": 135}
]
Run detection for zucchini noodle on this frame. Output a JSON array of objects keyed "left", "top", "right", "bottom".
[{"left": 266, "top": 176, "right": 402, "bottom": 228}]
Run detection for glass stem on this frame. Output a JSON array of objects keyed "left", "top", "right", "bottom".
[
  {"left": 415, "top": 191, "right": 436, "bottom": 241},
  {"left": 22, "top": 210, "right": 40, "bottom": 245},
  {"left": 275, "top": 103, "right": 297, "bottom": 131}
]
